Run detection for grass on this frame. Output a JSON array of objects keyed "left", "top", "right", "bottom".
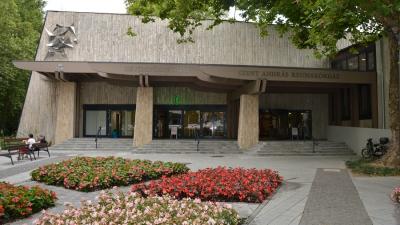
[{"left": 346, "top": 158, "right": 400, "bottom": 176}]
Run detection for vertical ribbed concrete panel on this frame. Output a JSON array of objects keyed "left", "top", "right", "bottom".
[
  {"left": 133, "top": 87, "right": 153, "bottom": 147},
  {"left": 238, "top": 94, "right": 259, "bottom": 149},
  {"left": 54, "top": 82, "right": 76, "bottom": 144}
]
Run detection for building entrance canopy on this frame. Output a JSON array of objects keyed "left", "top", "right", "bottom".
[{"left": 14, "top": 61, "right": 376, "bottom": 92}]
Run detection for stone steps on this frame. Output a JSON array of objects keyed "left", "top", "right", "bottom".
[
  {"left": 133, "top": 140, "right": 242, "bottom": 154},
  {"left": 50, "top": 138, "right": 354, "bottom": 156},
  {"left": 50, "top": 138, "right": 242, "bottom": 154},
  {"left": 50, "top": 138, "right": 133, "bottom": 151},
  {"left": 255, "top": 141, "right": 355, "bottom": 156}
]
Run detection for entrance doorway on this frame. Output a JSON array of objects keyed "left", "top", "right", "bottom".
[
  {"left": 83, "top": 105, "right": 135, "bottom": 138},
  {"left": 259, "top": 109, "right": 312, "bottom": 140},
  {"left": 154, "top": 105, "right": 226, "bottom": 139},
  {"left": 110, "top": 110, "right": 135, "bottom": 138}
]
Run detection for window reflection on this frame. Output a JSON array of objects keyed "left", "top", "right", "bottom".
[
  {"left": 201, "top": 112, "right": 225, "bottom": 138},
  {"left": 331, "top": 43, "right": 375, "bottom": 72},
  {"left": 184, "top": 110, "right": 200, "bottom": 138}
]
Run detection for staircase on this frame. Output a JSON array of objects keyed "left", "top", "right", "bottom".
[
  {"left": 255, "top": 140, "right": 355, "bottom": 156},
  {"left": 50, "top": 138, "right": 354, "bottom": 156},
  {"left": 50, "top": 138, "right": 133, "bottom": 151},
  {"left": 50, "top": 138, "right": 242, "bottom": 154},
  {"left": 132, "top": 140, "right": 242, "bottom": 154}
]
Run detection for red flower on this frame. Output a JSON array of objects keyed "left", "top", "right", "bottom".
[{"left": 131, "top": 167, "right": 283, "bottom": 203}]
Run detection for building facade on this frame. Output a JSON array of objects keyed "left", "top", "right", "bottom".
[{"left": 14, "top": 11, "right": 391, "bottom": 149}]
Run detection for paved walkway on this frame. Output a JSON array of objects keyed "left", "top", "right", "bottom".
[
  {"left": 0, "top": 152, "right": 399, "bottom": 225},
  {"left": 300, "top": 168, "right": 372, "bottom": 225}
]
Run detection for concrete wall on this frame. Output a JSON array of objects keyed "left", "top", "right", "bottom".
[
  {"left": 327, "top": 126, "right": 391, "bottom": 155},
  {"left": 17, "top": 72, "right": 58, "bottom": 143},
  {"left": 54, "top": 82, "right": 76, "bottom": 144},
  {"left": 37, "top": 11, "right": 329, "bottom": 68},
  {"left": 260, "top": 93, "right": 329, "bottom": 139}
]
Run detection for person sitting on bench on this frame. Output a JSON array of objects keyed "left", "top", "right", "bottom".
[
  {"left": 25, "top": 134, "right": 37, "bottom": 149},
  {"left": 38, "top": 135, "right": 47, "bottom": 144},
  {"left": 18, "top": 134, "right": 36, "bottom": 159}
]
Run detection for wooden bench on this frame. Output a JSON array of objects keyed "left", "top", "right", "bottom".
[
  {"left": 0, "top": 138, "right": 35, "bottom": 165},
  {"left": 0, "top": 144, "right": 35, "bottom": 165},
  {"left": 31, "top": 142, "right": 50, "bottom": 158}
]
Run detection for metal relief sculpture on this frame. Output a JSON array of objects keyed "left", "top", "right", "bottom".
[{"left": 45, "top": 24, "right": 78, "bottom": 59}]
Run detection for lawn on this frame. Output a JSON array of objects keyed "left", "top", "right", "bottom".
[{"left": 346, "top": 159, "right": 400, "bottom": 176}]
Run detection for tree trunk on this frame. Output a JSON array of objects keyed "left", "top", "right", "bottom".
[{"left": 381, "top": 30, "right": 400, "bottom": 167}]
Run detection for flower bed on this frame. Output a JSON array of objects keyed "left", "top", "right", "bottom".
[
  {"left": 391, "top": 186, "right": 400, "bottom": 203},
  {"left": 0, "top": 182, "right": 57, "bottom": 223},
  {"left": 31, "top": 157, "right": 189, "bottom": 192},
  {"left": 34, "top": 190, "right": 240, "bottom": 225},
  {"left": 132, "top": 167, "right": 283, "bottom": 203}
]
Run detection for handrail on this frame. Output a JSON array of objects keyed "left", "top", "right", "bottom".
[
  {"left": 95, "top": 126, "right": 102, "bottom": 149},
  {"left": 194, "top": 129, "right": 200, "bottom": 152},
  {"left": 312, "top": 136, "right": 318, "bottom": 153}
]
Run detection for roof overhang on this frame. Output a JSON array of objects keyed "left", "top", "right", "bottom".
[{"left": 13, "top": 61, "right": 376, "bottom": 87}]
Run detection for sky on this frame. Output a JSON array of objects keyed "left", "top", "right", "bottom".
[
  {"left": 44, "top": 0, "right": 242, "bottom": 19},
  {"left": 44, "top": 0, "right": 127, "bottom": 13}
]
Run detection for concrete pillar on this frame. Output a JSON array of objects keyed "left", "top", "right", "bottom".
[
  {"left": 133, "top": 87, "right": 153, "bottom": 147},
  {"left": 238, "top": 94, "right": 259, "bottom": 149},
  {"left": 54, "top": 82, "right": 76, "bottom": 145}
]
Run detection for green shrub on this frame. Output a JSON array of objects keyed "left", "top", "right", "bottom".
[
  {"left": 31, "top": 157, "right": 190, "bottom": 192},
  {"left": 346, "top": 159, "right": 400, "bottom": 176}
]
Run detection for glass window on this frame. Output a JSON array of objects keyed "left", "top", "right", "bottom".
[
  {"left": 85, "top": 110, "right": 107, "bottom": 136},
  {"left": 340, "top": 59, "right": 347, "bottom": 70},
  {"left": 347, "top": 56, "right": 358, "bottom": 70},
  {"left": 201, "top": 112, "right": 226, "bottom": 138},
  {"left": 121, "top": 110, "right": 135, "bottom": 136},
  {"left": 359, "top": 85, "right": 372, "bottom": 119},
  {"left": 367, "top": 51, "right": 375, "bottom": 71},
  {"left": 359, "top": 52, "right": 367, "bottom": 71},
  {"left": 332, "top": 60, "right": 339, "bottom": 69},
  {"left": 341, "top": 88, "right": 351, "bottom": 120}
]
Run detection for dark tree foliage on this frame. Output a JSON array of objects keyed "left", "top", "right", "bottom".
[{"left": 0, "top": 0, "right": 44, "bottom": 136}]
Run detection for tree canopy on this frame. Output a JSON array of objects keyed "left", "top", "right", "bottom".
[
  {"left": 0, "top": 0, "right": 44, "bottom": 136},
  {"left": 127, "top": 0, "right": 398, "bottom": 55}
]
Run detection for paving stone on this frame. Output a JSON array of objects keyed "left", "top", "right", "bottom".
[{"left": 299, "top": 168, "right": 373, "bottom": 225}]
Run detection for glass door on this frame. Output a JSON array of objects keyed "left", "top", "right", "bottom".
[
  {"left": 109, "top": 110, "right": 135, "bottom": 138},
  {"left": 85, "top": 110, "right": 107, "bottom": 136},
  {"left": 183, "top": 110, "right": 200, "bottom": 138},
  {"left": 168, "top": 110, "right": 183, "bottom": 138},
  {"left": 201, "top": 111, "right": 226, "bottom": 138},
  {"left": 83, "top": 105, "right": 135, "bottom": 137}
]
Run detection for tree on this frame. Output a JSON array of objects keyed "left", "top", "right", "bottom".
[
  {"left": 126, "top": 0, "right": 400, "bottom": 166},
  {"left": 0, "top": 0, "right": 44, "bottom": 136}
]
